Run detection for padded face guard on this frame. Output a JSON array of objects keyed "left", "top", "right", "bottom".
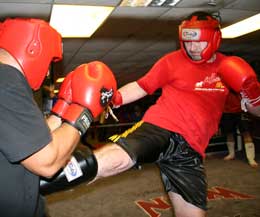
[
  {"left": 0, "top": 18, "right": 62, "bottom": 90},
  {"left": 179, "top": 15, "right": 221, "bottom": 64}
]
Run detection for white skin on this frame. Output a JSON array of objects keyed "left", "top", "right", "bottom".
[
  {"left": 93, "top": 81, "right": 206, "bottom": 217},
  {"left": 184, "top": 41, "right": 208, "bottom": 61}
]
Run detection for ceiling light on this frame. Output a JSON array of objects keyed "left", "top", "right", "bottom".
[
  {"left": 120, "top": 0, "right": 152, "bottom": 6},
  {"left": 207, "top": 0, "right": 217, "bottom": 6},
  {"left": 120, "top": 0, "right": 181, "bottom": 7},
  {"left": 221, "top": 13, "right": 260, "bottom": 38},
  {"left": 50, "top": 4, "right": 114, "bottom": 38}
]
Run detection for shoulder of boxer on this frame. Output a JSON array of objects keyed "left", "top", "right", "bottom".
[{"left": 137, "top": 56, "right": 170, "bottom": 95}]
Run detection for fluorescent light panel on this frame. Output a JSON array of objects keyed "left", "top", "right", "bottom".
[
  {"left": 221, "top": 13, "right": 260, "bottom": 38},
  {"left": 50, "top": 4, "right": 114, "bottom": 38},
  {"left": 120, "top": 0, "right": 181, "bottom": 7},
  {"left": 120, "top": 0, "right": 152, "bottom": 6}
]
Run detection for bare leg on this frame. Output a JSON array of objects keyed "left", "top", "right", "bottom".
[
  {"left": 168, "top": 192, "right": 206, "bottom": 217},
  {"left": 93, "top": 143, "right": 135, "bottom": 180}
]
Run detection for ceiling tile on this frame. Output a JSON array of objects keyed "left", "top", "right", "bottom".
[{"left": 0, "top": 3, "right": 51, "bottom": 20}]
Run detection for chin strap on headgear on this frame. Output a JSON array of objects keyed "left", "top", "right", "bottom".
[
  {"left": 179, "top": 12, "right": 222, "bottom": 64},
  {"left": 0, "top": 18, "right": 62, "bottom": 90}
]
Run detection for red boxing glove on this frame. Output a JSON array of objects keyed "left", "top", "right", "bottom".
[
  {"left": 240, "top": 79, "right": 260, "bottom": 111},
  {"left": 51, "top": 72, "right": 73, "bottom": 117},
  {"left": 63, "top": 61, "right": 117, "bottom": 135},
  {"left": 218, "top": 56, "right": 260, "bottom": 110}
]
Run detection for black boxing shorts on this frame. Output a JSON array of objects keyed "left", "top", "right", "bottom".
[{"left": 109, "top": 121, "right": 207, "bottom": 210}]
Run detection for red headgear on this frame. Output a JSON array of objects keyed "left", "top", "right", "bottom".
[
  {"left": 0, "top": 18, "right": 62, "bottom": 90},
  {"left": 179, "top": 13, "right": 221, "bottom": 64}
]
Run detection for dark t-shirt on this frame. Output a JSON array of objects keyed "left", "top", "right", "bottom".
[{"left": 0, "top": 64, "right": 52, "bottom": 217}]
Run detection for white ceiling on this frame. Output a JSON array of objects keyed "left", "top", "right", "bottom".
[{"left": 0, "top": 0, "right": 260, "bottom": 87}]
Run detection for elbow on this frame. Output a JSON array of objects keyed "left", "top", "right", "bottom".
[
  {"left": 32, "top": 150, "right": 62, "bottom": 178},
  {"left": 32, "top": 157, "right": 61, "bottom": 178},
  {"left": 38, "top": 166, "right": 60, "bottom": 178},
  {"left": 22, "top": 141, "right": 66, "bottom": 178}
]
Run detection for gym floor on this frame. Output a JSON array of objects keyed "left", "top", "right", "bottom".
[{"left": 46, "top": 149, "right": 260, "bottom": 217}]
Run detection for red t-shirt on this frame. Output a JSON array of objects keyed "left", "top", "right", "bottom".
[{"left": 137, "top": 50, "right": 229, "bottom": 157}]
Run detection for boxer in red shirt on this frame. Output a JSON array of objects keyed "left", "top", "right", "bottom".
[{"left": 41, "top": 11, "right": 260, "bottom": 217}]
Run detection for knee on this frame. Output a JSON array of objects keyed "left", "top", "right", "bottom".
[{"left": 94, "top": 143, "right": 134, "bottom": 177}]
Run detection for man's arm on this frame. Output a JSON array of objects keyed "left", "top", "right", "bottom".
[
  {"left": 22, "top": 61, "right": 117, "bottom": 179},
  {"left": 113, "top": 81, "right": 147, "bottom": 106},
  {"left": 21, "top": 123, "right": 80, "bottom": 178}
]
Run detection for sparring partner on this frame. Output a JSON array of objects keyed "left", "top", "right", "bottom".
[
  {"left": 40, "top": 11, "right": 260, "bottom": 217},
  {"left": 0, "top": 18, "right": 116, "bottom": 217}
]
